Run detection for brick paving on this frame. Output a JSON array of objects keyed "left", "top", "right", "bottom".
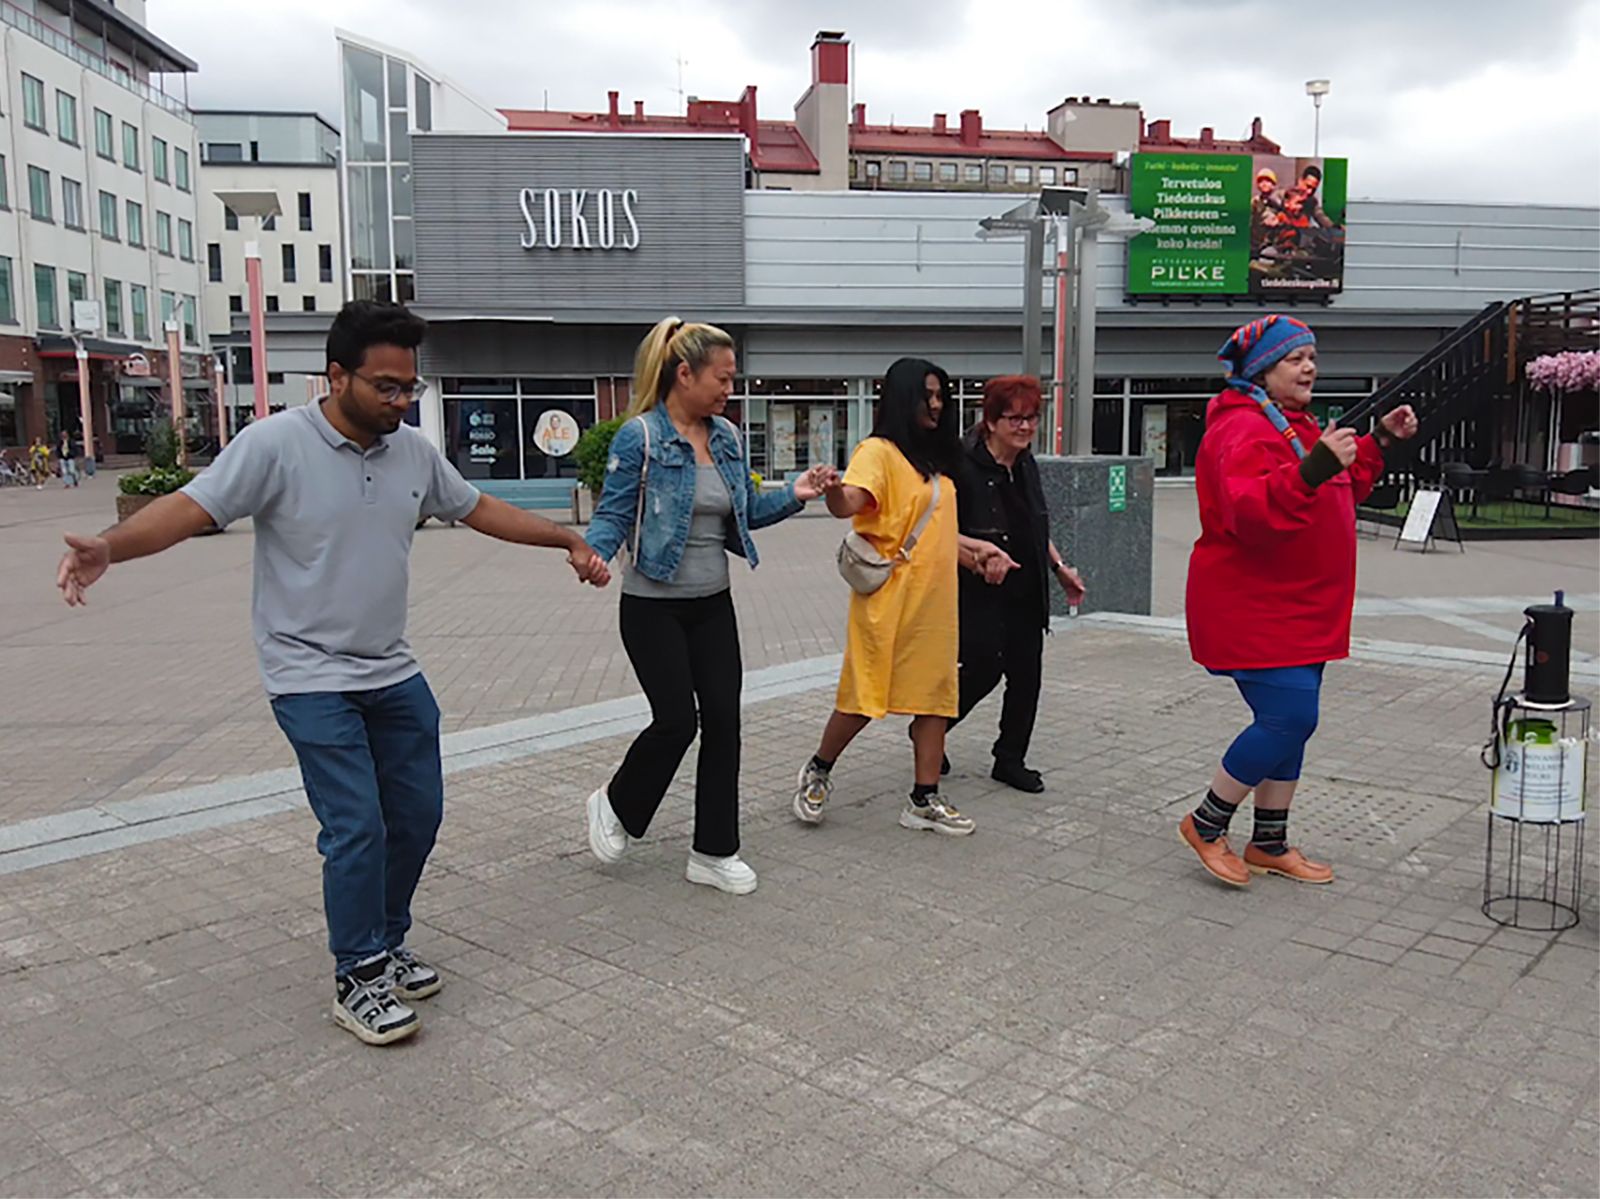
[{"left": 0, "top": 472, "right": 1597, "bottom": 1198}]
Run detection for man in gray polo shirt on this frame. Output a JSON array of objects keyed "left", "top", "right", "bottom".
[{"left": 57, "top": 301, "right": 610, "bottom": 1045}]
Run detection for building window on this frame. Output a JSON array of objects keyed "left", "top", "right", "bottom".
[
  {"left": 0, "top": 155, "right": 8, "bottom": 209},
  {"left": 344, "top": 44, "right": 388, "bottom": 162},
  {"left": 56, "top": 91, "right": 79, "bottom": 145},
  {"left": 302, "top": 295, "right": 317, "bottom": 312},
  {"left": 175, "top": 148, "right": 190, "bottom": 192},
  {"left": 152, "top": 136, "right": 168, "bottom": 182},
  {"left": 178, "top": 219, "right": 194, "bottom": 261},
  {"left": 1014, "top": 165, "right": 1033, "bottom": 184},
  {"left": 156, "top": 212, "right": 172, "bottom": 255},
  {"left": 182, "top": 296, "right": 197, "bottom": 345},
  {"left": 989, "top": 164, "right": 1008, "bottom": 183},
  {"left": 208, "top": 142, "right": 243, "bottom": 162},
  {"left": 103, "top": 279, "right": 123, "bottom": 337},
  {"left": 122, "top": 122, "right": 140, "bottom": 171},
  {"left": 27, "top": 167, "right": 51, "bottom": 221},
  {"left": 250, "top": 141, "right": 260, "bottom": 162},
  {"left": 207, "top": 243, "right": 223, "bottom": 283},
  {"left": 351, "top": 273, "right": 392, "bottom": 303},
  {"left": 1062, "top": 167, "right": 1079, "bottom": 184},
  {"left": 298, "top": 191, "right": 312, "bottom": 231},
  {"left": 939, "top": 163, "right": 958, "bottom": 182},
  {"left": 262, "top": 212, "right": 277, "bottom": 232},
  {"left": 62, "top": 178, "right": 84, "bottom": 230},
  {"left": 1040, "top": 166, "right": 1057, "bottom": 185},
  {"left": 281, "top": 243, "right": 297, "bottom": 283},
  {"left": 888, "top": 161, "right": 909, "bottom": 182},
  {"left": 266, "top": 295, "right": 280, "bottom": 313},
  {"left": 131, "top": 284, "right": 149, "bottom": 340},
  {"left": 34, "top": 264, "right": 57, "bottom": 329},
  {"left": 913, "top": 162, "right": 933, "bottom": 182},
  {"left": 415, "top": 75, "right": 433, "bottom": 131},
  {"left": 22, "top": 75, "right": 46, "bottom": 131},
  {"left": 126, "top": 201, "right": 144, "bottom": 246},
  {"left": 0, "top": 257, "right": 13, "bottom": 324},
  {"left": 99, "top": 190, "right": 118, "bottom": 240},
  {"left": 68, "top": 271, "right": 88, "bottom": 306},
  {"left": 228, "top": 294, "right": 242, "bottom": 314},
  {"left": 223, "top": 203, "right": 238, "bottom": 232},
  {"left": 94, "top": 109, "right": 114, "bottom": 159},
  {"left": 848, "top": 159, "right": 858, "bottom": 180},
  {"left": 347, "top": 165, "right": 390, "bottom": 270},
  {"left": 865, "top": 161, "right": 881, "bottom": 179},
  {"left": 965, "top": 163, "right": 983, "bottom": 182},
  {"left": 319, "top": 244, "right": 334, "bottom": 283}
]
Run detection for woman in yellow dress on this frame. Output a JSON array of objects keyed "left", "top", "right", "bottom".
[{"left": 793, "top": 357, "right": 976, "bottom": 835}]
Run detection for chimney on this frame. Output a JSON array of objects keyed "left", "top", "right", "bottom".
[
  {"left": 1199, "top": 126, "right": 1214, "bottom": 146},
  {"left": 959, "top": 108, "right": 982, "bottom": 147},
  {"left": 1250, "top": 115, "right": 1263, "bottom": 140},
  {"left": 852, "top": 101, "right": 866, "bottom": 128},
  {"left": 1147, "top": 118, "right": 1170, "bottom": 142},
  {"left": 739, "top": 85, "right": 759, "bottom": 153},
  {"left": 811, "top": 30, "right": 848, "bottom": 86},
  {"left": 932, "top": 113, "right": 947, "bottom": 134},
  {"left": 607, "top": 90, "right": 620, "bottom": 128},
  {"left": 634, "top": 100, "right": 645, "bottom": 120}
]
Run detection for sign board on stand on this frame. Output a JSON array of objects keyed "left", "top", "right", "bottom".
[{"left": 1396, "top": 486, "right": 1465, "bottom": 552}]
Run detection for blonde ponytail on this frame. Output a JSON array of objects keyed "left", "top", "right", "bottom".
[{"left": 627, "top": 317, "right": 735, "bottom": 416}]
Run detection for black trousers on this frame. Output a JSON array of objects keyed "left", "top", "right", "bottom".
[
  {"left": 952, "top": 590, "right": 1045, "bottom": 767},
  {"left": 610, "top": 590, "right": 743, "bottom": 856}
]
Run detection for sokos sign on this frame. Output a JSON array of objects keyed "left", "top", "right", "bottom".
[
  {"left": 518, "top": 188, "right": 641, "bottom": 251},
  {"left": 412, "top": 133, "right": 745, "bottom": 311}
]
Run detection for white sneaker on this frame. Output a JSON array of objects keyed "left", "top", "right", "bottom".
[
  {"left": 686, "top": 851, "right": 758, "bottom": 895},
  {"left": 586, "top": 787, "right": 630, "bottom": 864},
  {"left": 899, "top": 795, "right": 976, "bottom": 837},
  {"left": 793, "top": 760, "right": 832, "bottom": 825}
]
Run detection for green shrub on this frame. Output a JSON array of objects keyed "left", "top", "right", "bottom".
[
  {"left": 118, "top": 466, "right": 195, "bottom": 496},
  {"left": 144, "top": 419, "right": 181, "bottom": 471},
  {"left": 574, "top": 416, "right": 625, "bottom": 494}
]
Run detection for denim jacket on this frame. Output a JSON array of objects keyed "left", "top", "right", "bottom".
[{"left": 584, "top": 406, "right": 805, "bottom": 581}]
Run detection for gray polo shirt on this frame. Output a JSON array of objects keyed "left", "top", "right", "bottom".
[{"left": 182, "top": 402, "right": 480, "bottom": 696}]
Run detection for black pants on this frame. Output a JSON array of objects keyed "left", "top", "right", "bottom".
[
  {"left": 610, "top": 590, "right": 742, "bottom": 856},
  {"left": 952, "top": 592, "right": 1044, "bottom": 766}
]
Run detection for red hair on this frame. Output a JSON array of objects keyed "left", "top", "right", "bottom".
[{"left": 982, "top": 375, "right": 1042, "bottom": 428}]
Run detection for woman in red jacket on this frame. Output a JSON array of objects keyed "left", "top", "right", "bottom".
[{"left": 1180, "top": 316, "right": 1418, "bottom": 887}]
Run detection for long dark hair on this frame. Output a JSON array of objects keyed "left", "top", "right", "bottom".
[{"left": 871, "top": 357, "right": 962, "bottom": 480}]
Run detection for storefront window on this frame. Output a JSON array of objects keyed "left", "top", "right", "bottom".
[
  {"left": 444, "top": 397, "right": 519, "bottom": 479},
  {"left": 443, "top": 378, "right": 598, "bottom": 480}
]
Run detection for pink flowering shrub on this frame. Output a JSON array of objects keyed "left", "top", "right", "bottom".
[{"left": 1527, "top": 351, "right": 1600, "bottom": 394}]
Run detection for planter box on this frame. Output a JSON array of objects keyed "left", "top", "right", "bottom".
[
  {"left": 572, "top": 486, "right": 597, "bottom": 524},
  {"left": 116, "top": 492, "right": 221, "bottom": 535}
]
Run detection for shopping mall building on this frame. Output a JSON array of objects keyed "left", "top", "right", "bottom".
[{"left": 247, "top": 29, "right": 1600, "bottom": 494}]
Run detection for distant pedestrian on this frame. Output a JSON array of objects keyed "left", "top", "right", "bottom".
[
  {"left": 58, "top": 429, "right": 80, "bottom": 488},
  {"left": 1180, "top": 316, "right": 1418, "bottom": 887},
  {"left": 57, "top": 300, "right": 611, "bottom": 1045}
]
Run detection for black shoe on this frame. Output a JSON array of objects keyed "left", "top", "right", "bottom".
[
  {"left": 908, "top": 724, "right": 952, "bottom": 775},
  {"left": 992, "top": 760, "right": 1044, "bottom": 793}
]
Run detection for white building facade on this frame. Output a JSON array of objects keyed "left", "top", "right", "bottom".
[{"left": 0, "top": 0, "right": 208, "bottom": 454}]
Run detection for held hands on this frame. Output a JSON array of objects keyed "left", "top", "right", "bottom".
[
  {"left": 1380, "top": 404, "right": 1419, "bottom": 442},
  {"left": 970, "top": 541, "right": 1020, "bottom": 586},
  {"left": 57, "top": 533, "right": 110, "bottom": 607},
  {"left": 567, "top": 544, "right": 611, "bottom": 588},
  {"left": 793, "top": 464, "right": 842, "bottom": 502}
]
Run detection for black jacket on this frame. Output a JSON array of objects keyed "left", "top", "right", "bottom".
[{"left": 955, "top": 427, "right": 1053, "bottom": 629}]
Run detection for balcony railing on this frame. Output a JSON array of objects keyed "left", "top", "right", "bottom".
[{"left": 1, "top": 1, "right": 188, "bottom": 116}]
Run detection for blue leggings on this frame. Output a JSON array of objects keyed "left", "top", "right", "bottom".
[{"left": 1218, "top": 664, "right": 1324, "bottom": 786}]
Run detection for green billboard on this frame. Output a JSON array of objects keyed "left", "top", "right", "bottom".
[{"left": 1127, "top": 153, "right": 1348, "bottom": 297}]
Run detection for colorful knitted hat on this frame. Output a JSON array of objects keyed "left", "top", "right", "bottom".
[{"left": 1217, "top": 315, "right": 1315, "bottom": 381}]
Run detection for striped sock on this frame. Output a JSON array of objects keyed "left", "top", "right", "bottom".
[
  {"left": 1191, "top": 789, "right": 1239, "bottom": 842},
  {"left": 1252, "top": 807, "right": 1290, "bottom": 856}
]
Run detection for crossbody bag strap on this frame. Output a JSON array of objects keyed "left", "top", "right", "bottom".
[
  {"left": 630, "top": 415, "right": 651, "bottom": 560},
  {"left": 897, "top": 475, "right": 941, "bottom": 561}
]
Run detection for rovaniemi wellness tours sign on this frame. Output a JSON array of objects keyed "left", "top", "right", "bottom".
[{"left": 1126, "top": 153, "right": 1349, "bottom": 297}]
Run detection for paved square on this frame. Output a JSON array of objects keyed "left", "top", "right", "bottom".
[{"left": 0, "top": 475, "right": 1596, "bottom": 1197}]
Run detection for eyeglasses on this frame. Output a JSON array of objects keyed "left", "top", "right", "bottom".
[
  {"left": 999, "top": 412, "right": 1040, "bottom": 428},
  {"left": 353, "top": 371, "right": 428, "bottom": 403}
]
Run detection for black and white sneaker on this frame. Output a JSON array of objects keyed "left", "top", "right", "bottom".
[
  {"left": 334, "top": 956, "right": 419, "bottom": 1045},
  {"left": 386, "top": 947, "right": 442, "bottom": 1001}
]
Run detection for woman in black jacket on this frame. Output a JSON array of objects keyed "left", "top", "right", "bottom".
[{"left": 950, "top": 375, "right": 1085, "bottom": 791}]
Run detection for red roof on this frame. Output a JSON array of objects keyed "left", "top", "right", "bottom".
[
  {"left": 500, "top": 107, "right": 818, "bottom": 172},
  {"left": 1139, "top": 117, "right": 1281, "bottom": 156}
]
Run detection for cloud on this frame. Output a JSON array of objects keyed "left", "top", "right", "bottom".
[{"left": 147, "top": 0, "right": 1600, "bottom": 203}]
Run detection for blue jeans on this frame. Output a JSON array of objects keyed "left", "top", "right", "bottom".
[
  {"left": 270, "top": 672, "right": 443, "bottom": 974},
  {"left": 1216, "top": 664, "right": 1324, "bottom": 786}
]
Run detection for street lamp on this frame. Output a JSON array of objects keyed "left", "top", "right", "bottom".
[
  {"left": 1305, "top": 79, "right": 1331, "bottom": 157},
  {"left": 214, "top": 189, "right": 283, "bottom": 427}
]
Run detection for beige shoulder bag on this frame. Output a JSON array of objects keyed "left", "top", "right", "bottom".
[{"left": 836, "top": 475, "right": 941, "bottom": 596}]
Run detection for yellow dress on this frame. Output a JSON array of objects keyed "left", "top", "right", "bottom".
[{"left": 835, "top": 437, "right": 959, "bottom": 719}]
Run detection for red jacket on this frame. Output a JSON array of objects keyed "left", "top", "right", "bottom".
[{"left": 1185, "top": 388, "right": 1386, "bottom": 671}]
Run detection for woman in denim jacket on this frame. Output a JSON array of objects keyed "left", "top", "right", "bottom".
[{"left": 582, "top": 317, "right": 836, "bottom": 894}]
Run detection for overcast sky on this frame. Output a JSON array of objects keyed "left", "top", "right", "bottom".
[{"left": 150, "top": 0, "right": 1600, "bottom": 205}]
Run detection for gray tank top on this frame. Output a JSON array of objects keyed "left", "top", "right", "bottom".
[{"left": 622, "top": 464, "right": 734, "bottom": 599}]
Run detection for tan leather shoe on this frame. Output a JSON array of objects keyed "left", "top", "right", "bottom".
[
  {"left": 1179, "top": 813, "right": 1250, "bottom": 887},
  {"left": 1244, "top": 844, "right": 1334, "bottom": 884}
]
